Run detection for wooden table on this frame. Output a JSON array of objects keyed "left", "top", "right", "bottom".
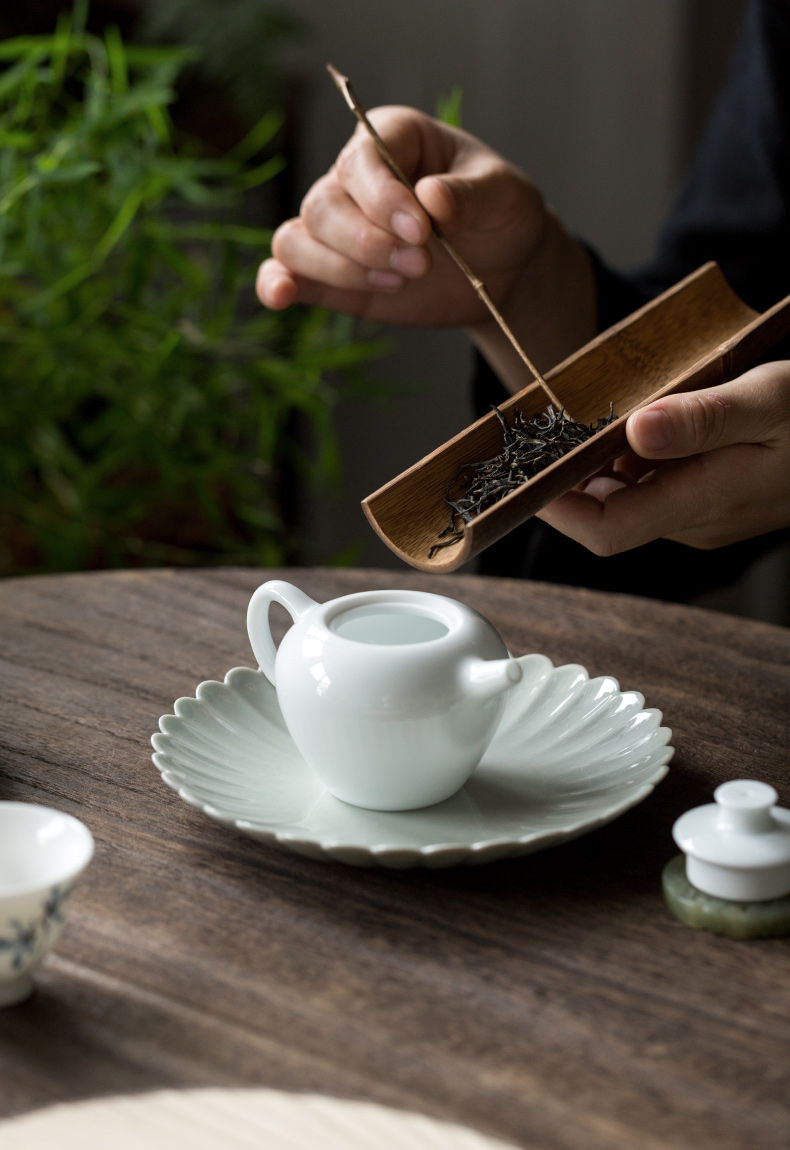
[{"left": 1, "top": 567, "right": 789, "bottom": 1149}]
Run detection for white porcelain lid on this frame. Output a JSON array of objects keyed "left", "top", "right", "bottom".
[{"left": 673, "top": 780, "right": 790, "bottom": 869}]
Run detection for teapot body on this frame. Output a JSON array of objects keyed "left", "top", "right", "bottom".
[{"left": 248, "top": 584, "right": 521, "bottom": 811}]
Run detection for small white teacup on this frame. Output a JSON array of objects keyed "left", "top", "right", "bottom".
[
  {"left": 0, "top": 803, "right": 94, "bottom": 1007},
  {"left": 247, "top": 581, "right": 522, "bottom": 811}
]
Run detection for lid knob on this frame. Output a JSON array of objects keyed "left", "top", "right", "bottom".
[{"left": 714, "top": 779, "right": 777, "bottom": 834}]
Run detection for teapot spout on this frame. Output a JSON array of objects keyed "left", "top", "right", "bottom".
[{"left": 461, "top": 656, "right": 522, "bottom": 702}]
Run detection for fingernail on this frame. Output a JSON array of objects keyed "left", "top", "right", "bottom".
[
  {"left": 391, "top": 211, "right": 423, "bottom": 244},
  {"left": 367, "top": 269, "right": 404, "bottom": 290},
  {"left": 635, "top": 408, "right": 673, "bottom": 452},
  {"left": 389, "top": 246, "right": 428, "bottom": 277}
]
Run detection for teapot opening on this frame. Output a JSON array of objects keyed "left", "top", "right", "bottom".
[{"left": 331, "top": 605, "right": 449, "bottom": 646}]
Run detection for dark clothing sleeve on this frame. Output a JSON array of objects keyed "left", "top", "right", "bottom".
[
  {"left": 631, "top": 0, "right": 790, "bottom": 314},
  {"left": 474, "top": 0, "right": 790, "bottom": 598}
]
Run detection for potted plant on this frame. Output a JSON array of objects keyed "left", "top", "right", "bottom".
[{"left": 0, "top": 3, "right": 387, "bottom": 575}]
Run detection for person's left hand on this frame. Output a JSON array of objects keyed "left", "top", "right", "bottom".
[{"left": 537, "top": 361, "right": 790, "bottom": 554}]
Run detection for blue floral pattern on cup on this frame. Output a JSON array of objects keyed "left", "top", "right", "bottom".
[{"left": 0, "top": 883, "right": 74, "bottom": 972}]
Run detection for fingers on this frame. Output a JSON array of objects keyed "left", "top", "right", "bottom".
[
  {"left": 541, "top": 360, "right": 790, "bottom": 555},
  {"left": 537, "top": 454, "right": 716, "bottom": 555},
  {"left": 256, "top": 255, "right": 434, "bottom": 320},
  {"left": 577, "top": 450, "right": 657, "bottom": 489},
  {"left": 256, "top": 259, "right": 298, "bottom": 310},
  {"left": 257, "top": 108, "right": 444, "bottom": 311},
  {"left": 334, "top": 106, "right": 534, "bottom": 241},
  {"left": 627, "top": 362, "right": 790, "bottom": 460},
  {"left": 256, "top": 104, "right": 548, "bottom": 325},
  {"left": 300, "top": 173, "right": 430, "bottom": 280},
  {"left": 272, "top": 217, "right": 407, "bottom": 294},
  {"left": 332, "top": 107, "right": 436, "bottom": 242},
  {"left": 540, "top": 425, "right": 790, "bottom": 555},
  {"left": 415, "top": 158, "right": 543, "bottom": 242}
]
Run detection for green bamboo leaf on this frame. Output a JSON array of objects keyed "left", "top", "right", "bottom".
[
  {"left": 21, "top": 259, "right": 93, "bottom": 310},
  {"left": 236, "top": 153, "right": 286, "bottom": 190},
  {"left": 71, "top": 0, "right": 89, "bottom": 37},
  {"left": 143, "top": 220, "right": 272, "bottom": 246},
  {"left": 146, "top": 103, "right": 171, "bottom": 143},
  {"left": 94, "top": 183, "right": 145, "bottom": 260},
  {"left": 95, "top": 84, "right": 177, "bottom": 128},
  {"left": 36, "top": 161, "right": 101, "bottom": 183},
  {"left": 0, "top": 172, "right": 35, "bottom": 214},
  {"left": 123, "top": 44, "right": 200, "bottom": 69},
  {"left": 105, "top": 25, "right": 128, "bottom": 95},
  {"left": 0, "top": 130, "right": 35, "bottom": 149},
  {"left": 435, "top": 85, "right": 463, "bottom": 127},
  {"left": 229, "top": 109, "right": 284, "bottom": 161},
  {"left": 152, "top": 239, "right": 207, "bottom": 292},
  {"left": 0, "top": 55, "right": 44, "bottom": 100},
  {"left": 0, "top": 39, "right": 49, "bottom": 62},
  {"left": 50, "top": 11, "right": 73, "bottom": 87}
]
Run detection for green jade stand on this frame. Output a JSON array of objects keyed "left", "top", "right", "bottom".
[{"left": 662, "top": 855, "right": 790, "bottom": 940}]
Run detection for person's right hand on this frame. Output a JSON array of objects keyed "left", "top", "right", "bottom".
[{"left": 256, "top": 106, "right": 553, "bottom": 328}]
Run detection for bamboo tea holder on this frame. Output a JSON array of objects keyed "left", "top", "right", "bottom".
[{"left": 362, "top": 262, "right": 790, "bottom": 572}]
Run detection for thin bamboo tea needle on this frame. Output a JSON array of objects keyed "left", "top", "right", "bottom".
[{"left": 326, "top": 62, "right": 564, "bottom": 411}]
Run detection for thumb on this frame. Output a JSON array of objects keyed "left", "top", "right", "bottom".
[
  {"left": 626, "top": 365, "right": 788, "bottom": 460},
  {"left": 414, "top": 156, "right": 542, "bottom": 238}
]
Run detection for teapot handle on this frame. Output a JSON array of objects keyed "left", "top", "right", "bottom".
[{"left": 247, "top": 580, "right": 318, "bottom": 686}]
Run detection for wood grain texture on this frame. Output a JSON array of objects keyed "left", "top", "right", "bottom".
[
  {"left": 363, "top": 263, "right": 790, "bottom": 573},
  {"left": 1, "top": 567, "right": 789, "bottom": 1150}
]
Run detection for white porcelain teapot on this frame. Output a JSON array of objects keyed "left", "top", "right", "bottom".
[{"left": 247, "top": 581, "right": 522, "bottom": 811}]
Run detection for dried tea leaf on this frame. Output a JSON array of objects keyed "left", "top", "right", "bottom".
[{"left": 428, "top": 404, "right": 617, "bottom": 558}]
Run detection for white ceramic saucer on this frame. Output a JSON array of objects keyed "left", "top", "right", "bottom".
[
  {"left": 0, "top": 1088, "right": 517, "bottom": 1149},
  {"left": 151, "top": 656, "right": 672, "bottom": 869}
]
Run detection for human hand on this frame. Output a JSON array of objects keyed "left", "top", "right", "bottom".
[
  {"left": 256, "top": 106, "right": 552, "bottom": 327},
  {"left": 537, "top": 362, "right": 790, "bottom": 554}
]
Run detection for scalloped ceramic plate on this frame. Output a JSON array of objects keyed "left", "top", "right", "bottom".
[
  {"left": 0, "top": 1087, "right": 517, "bottom": 1149},
  {"left": 151, "top": 657, "right": 672, "bottom": 869}
]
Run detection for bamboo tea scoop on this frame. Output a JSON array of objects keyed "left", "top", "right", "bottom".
[{"left": 362, "top": 263, "right": 790, "bottom": 572}]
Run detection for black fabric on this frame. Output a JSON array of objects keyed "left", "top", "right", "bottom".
[
  {"left": 475, "top": 0, "right": 790, "bottom": 597},
  {"left": 633, "top": 0, "right": 790, "bottom": 312}
]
